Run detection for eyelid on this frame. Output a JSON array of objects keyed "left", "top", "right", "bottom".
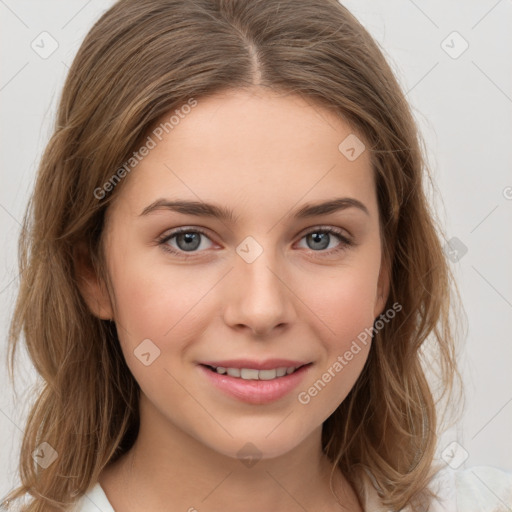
[
  {"left": 158, "top": 224, "right": 352, "bottom": 242},
  {"left": 297, "top": 224, "right": 352, "bottom": 241},
  {"left": 294, "top": 226, "right": 353, "bottom": 254},
  {"left": 159, "top": 226, "right": 212, "bottom": 240}
]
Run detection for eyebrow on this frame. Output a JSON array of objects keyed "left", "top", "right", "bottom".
[{"left": 139, "top": 197, "right": 369, "bottom": 220}]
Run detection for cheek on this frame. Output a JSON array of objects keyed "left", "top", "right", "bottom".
[
  {"left": 300, "top": 261, "right": 380, "bottom": 345},
  {"left": 107, "top": 263, "right": 214, "bottom": 401},
  {"left": 293, "top": 254, "right": 380, "bottom": 403},
  {"left": 295, "top": 272, "right": 376, "bottom": 415},
  {"left": 108, "top": 252, "right": 220, "bottom": 361}
]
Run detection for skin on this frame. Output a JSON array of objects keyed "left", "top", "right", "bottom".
[{"left": 79, "top": 87, "right": 389, "bottom": 511}]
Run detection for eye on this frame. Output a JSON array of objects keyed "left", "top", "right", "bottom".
[
  {"left": 157, "top": 228, "right": 214, "bottom": 257},
  {"left": 157, "top": 226, "right": 353, "bottom": 259},
  {"left": 296, "top": 227, "right": 353, "bottom": 254}
]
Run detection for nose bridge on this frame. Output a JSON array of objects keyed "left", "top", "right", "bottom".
[{"left": 223, "top": 235, "right": 293, "bottom": 335}]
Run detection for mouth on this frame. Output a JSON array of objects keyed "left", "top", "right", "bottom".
[
  {"left": 201, "top": 364, "right": 307, "bottom": 381},
  {"left": 197, "top": 360, "right": 313, "bottom": 404}
]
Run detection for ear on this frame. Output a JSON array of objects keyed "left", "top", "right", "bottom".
[
  {"left": 373, "top": 253, "right": 391, "bottom": 318},
  {"left": 74, "top": 242, "right": 113, "bottom": 320}
]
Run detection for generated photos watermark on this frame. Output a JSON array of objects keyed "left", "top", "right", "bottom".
[
  {"left": 297, "top": 301, "right": 402, "bottom": 405},
  {"left": 94, "top": 98, "right": 198, "bottom": 200}
]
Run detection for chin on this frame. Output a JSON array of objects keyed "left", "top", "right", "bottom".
[{"left": 196, "top": 423, "right": 316, "bottom": 463}]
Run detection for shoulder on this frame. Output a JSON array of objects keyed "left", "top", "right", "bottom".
[
  {"left": 71, "top": 482, "right": 115, "bottom": 512},
  {"left": 360, "top": 465, "right": 512, "bottom": 512},
  {"left": 72, "top": 467, "right": 512, "bottom": 512},
  {"left": 444, "top": 465, "right": 512, "bottom": 511},
  {"left": 414, "top": 465, "right": 512, "bottom": 512}
]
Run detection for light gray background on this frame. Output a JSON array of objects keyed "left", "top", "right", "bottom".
[{"left": 1, "top": 0, "right": 511, "bottom": 498}]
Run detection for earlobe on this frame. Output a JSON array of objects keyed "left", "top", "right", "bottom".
[{"left": 74, "top": 244, "right": 113, "bottom": 320}]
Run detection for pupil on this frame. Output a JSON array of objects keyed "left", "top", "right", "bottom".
[
  {"left": 309, "top": 232, "right": 329, "bottom": 250},
  {"left": 178, "top": 232, "right": 200, "bottom": 251}
]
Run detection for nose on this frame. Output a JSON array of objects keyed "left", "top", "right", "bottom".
[{"left": 222, "top": 247, "right": 296, "bottom": 338}]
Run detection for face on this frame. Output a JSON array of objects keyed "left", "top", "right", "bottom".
[{"left": 84, "top": 87, "right": 389, "bottom": 461}]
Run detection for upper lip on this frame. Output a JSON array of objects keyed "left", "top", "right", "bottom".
[{"left": 199, "top": 359, "right": 310, "bottom": 370}]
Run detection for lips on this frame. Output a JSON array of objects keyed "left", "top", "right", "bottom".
[{"left": 197, "top": 359, "right": 313, "bottom": 404}]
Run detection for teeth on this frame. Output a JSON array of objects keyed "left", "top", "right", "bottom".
[
  {"left": 276, "top": 367, "right": 287, "bottom": 377},
  {"left": 212, "top": 365, "right": 299, "bottom": 380},
  {"left": 258, "top": 369, "right": 277, "bottom": 380},
  {"left": 240, "top": 368, "right": 259, "bottom": 380}
]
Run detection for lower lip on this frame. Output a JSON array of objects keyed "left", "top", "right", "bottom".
[{"left": 198, "top": 364, "right": 312, "bottom": 405}]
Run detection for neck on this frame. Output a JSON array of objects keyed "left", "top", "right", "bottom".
[{"left": 99, "top": 394, "right": 362, "bottom": 511}]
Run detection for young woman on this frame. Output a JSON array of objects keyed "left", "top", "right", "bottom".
[{"left": 3, "top": 1, "right": 511, "bottom": 511}]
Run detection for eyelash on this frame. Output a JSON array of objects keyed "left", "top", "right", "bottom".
[{"left": 156, "top": 226, "right": 354, "bottom": 259}]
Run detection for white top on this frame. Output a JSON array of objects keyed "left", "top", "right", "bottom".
[{"left": 73, "top": 465, "right": 512, "bottom": 511}]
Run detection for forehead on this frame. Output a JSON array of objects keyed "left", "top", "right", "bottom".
[{"left": 108, "top": 87, "right": 377, "bottom": 222}]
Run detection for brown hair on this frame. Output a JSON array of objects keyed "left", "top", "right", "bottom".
[{"left": 3, "top": 0, "right": 463, "bottom": 510}]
